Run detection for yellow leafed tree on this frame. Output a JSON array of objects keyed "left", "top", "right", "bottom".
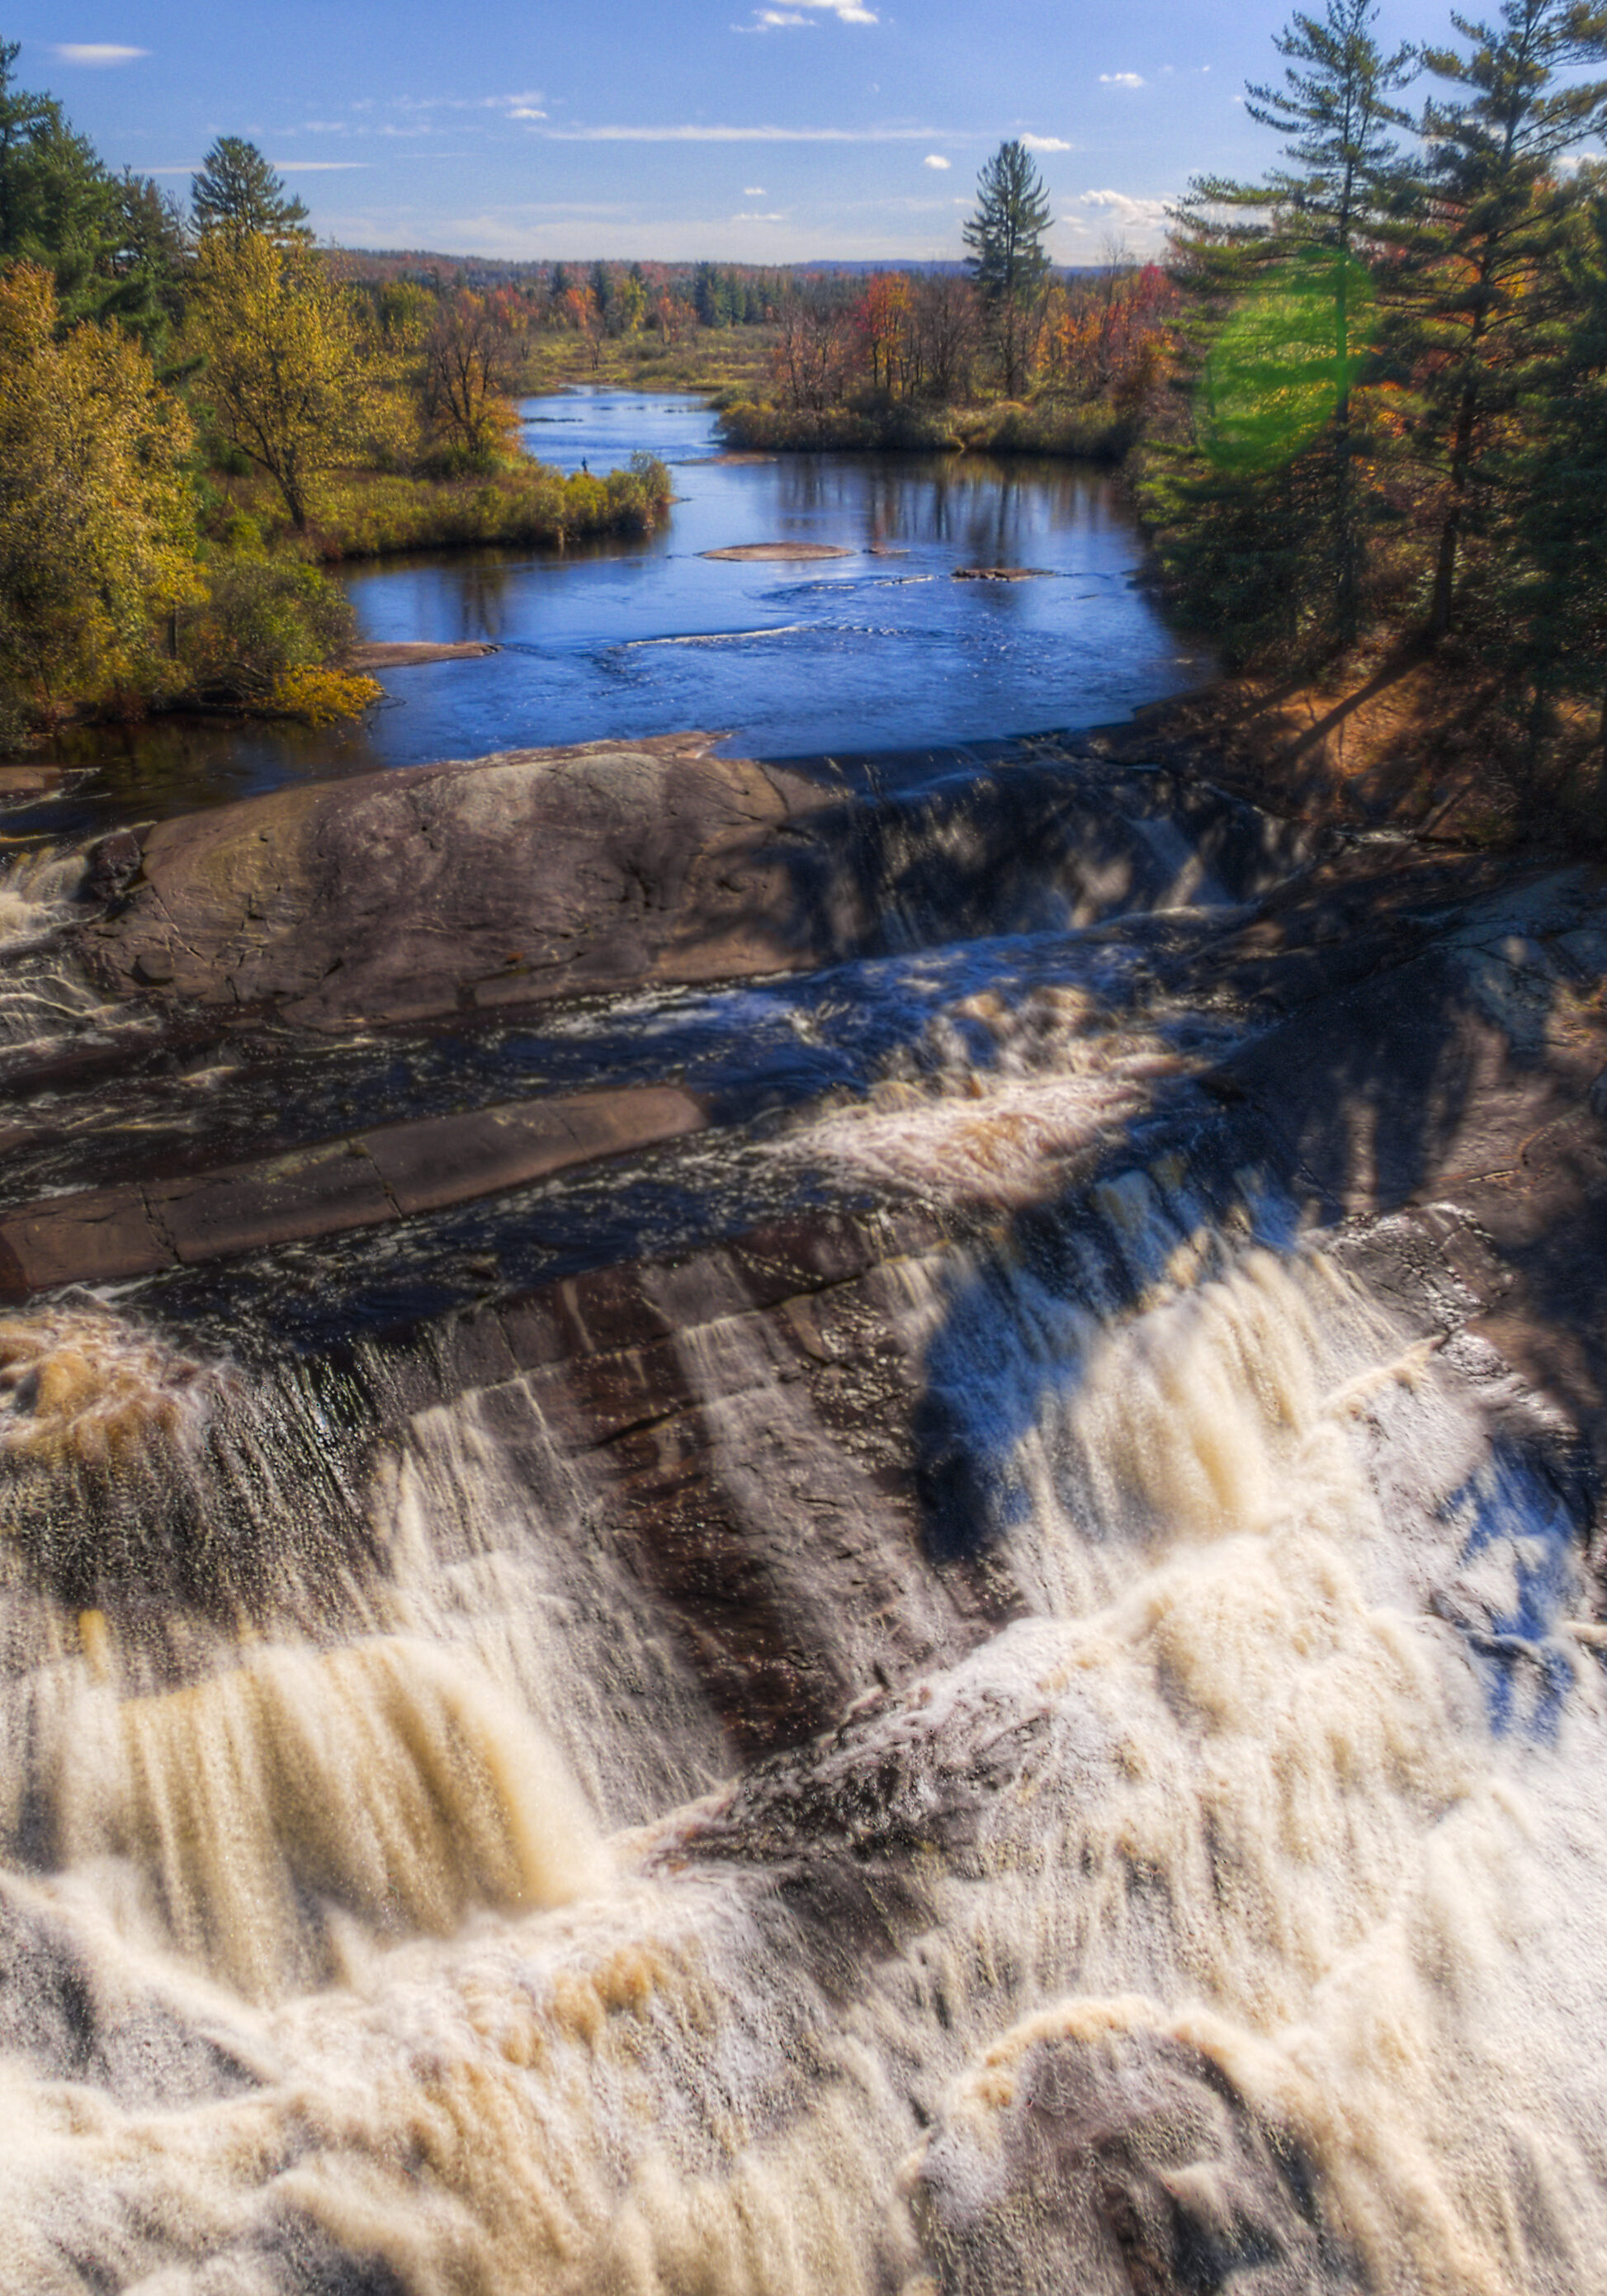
[
  {"left": 0, "top": 262, "right": 200, "bottom": 718},
  {"left": 188, "top": 231, "right": 391, "bottom": 531}
]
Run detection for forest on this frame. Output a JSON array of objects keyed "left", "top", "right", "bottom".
[
  {"left": 9, "top": 0, "right": 1607, "bottom": 821},
  {"left": 0, "top": 64, "right": 675, "bottom": 743},
  {"left": 1139, "top": 0, "right": 1607, "bottom": 805}
]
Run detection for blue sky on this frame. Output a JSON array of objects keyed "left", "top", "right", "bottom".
[{"left": 10, "top": 2, "right": 1515, "bottom": 262}]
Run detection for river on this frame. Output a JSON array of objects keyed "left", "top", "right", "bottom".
[
  {"left": 31, "top": 390, "right": 1204, "bottom": 828},
  {"left": 2, "top": 394, "right": 1607, "bottom": 2296}
]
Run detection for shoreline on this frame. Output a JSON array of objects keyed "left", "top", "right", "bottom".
[{"left": 1076, "top": 644, "right": 1581, "bottom": 850}]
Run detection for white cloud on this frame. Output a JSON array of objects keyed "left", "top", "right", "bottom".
[
  {"left": 733, "top": 210, "right": 788, "bottom": 220},
  {"left": 924, "top": 153, "right": 951, "bottom": 169},
  {"left": 744, "top": 185, "right": 768, "bottom": 195},
  {"left": 49, "top": 41, "right": 146, "bottom": 64},
  {"left": 735, "top": 0, "right": 875, "bottom": 24},
  {"left": 1099, "top": 72, "right": 1145, "bottom": 88},
  {"left": 1020, "top": 135, "right": 1071, "bottom": 152},
  {"left": 1064, "top": 186, "right": 1171, "bottom": 253},
  {"left": 153, "top": 156, "right": 371, "bottom": 173}
]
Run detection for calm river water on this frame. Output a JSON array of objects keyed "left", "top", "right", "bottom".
[{"left": 36, "top": 390, "right": 1206, "bottom": 824}]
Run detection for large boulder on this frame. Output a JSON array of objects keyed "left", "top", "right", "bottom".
[{"left": 81, "top": 735, "right": 826, "bottom": 1030}]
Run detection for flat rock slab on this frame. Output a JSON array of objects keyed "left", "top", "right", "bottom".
[
  {"left": 952, "top": 566, "right": 1054, "bottom": 582},
  {"left": 340, "top": 641, "right": 500, "bottom": 670},
  {"left": 700, "top": 544, "right": 854, "bottom": 561},
  {"left": 0, "top": 1085, "right": 706, "bottom": 1300},
  {"left": 0, "top": 764, "right": 64, "bottom": 800},
  {"left": 68, "top": 736, "right": 1328, "bottom": 1046},
  {"left": 78, "top": 733, "right": 829, "bottom": 1030}
]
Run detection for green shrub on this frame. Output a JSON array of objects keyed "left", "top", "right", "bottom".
[{"left": 184, "top": 557, "right": 355, "bottom": 703}]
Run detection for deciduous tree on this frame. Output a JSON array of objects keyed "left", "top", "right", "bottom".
[
  {"left": 421, "top": 289, "right": 521, "bottom": 462},
  {"left": 187, "top": 234, "right": 385, "bottom": 530},
  {"left": 0, "top": 262, "right": 198, "bottom": 714},
  {"left": 855, "top": 272, "right": 912, "bottom": 394}
]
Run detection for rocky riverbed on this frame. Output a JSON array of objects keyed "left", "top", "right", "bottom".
[{"left": 2, "top": 728, "right": 1607, "bottom": 2294}]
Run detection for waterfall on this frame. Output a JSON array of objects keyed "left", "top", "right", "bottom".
[{"left": 0, "top": 763, "right": 1604, "bottom": 2295}]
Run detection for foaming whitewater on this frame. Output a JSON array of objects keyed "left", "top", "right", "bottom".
[
  {"left": 4, "top": 1160, "right": 1605, "bottom": 2295},
  {"left": 2, "top": 768, "right": 1607, "bottom": 2293}
]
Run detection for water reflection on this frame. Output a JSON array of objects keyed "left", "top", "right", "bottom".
[{"left": 34, "top": 391, "right": 1208, "bottom": 824}]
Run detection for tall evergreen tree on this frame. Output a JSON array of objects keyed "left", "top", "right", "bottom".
[
  {"left": 191, "top": 137, "right": 311, "bottom": 248},
  {"left": 1402, "top": 0, "right": 1607, "bottom": 637},
  {"left": 0, "top": 39, "right": 121, "bottom": 320},
  {"left": 963, "top": 140, "right": 1052, "bottom": 394},
  {"left": 1159, "top": 2, "right": 1415, "bottom": 658},
  {"left": 1511, "top": 189, "right": 1607, "bottom": 747},
  {"left": 1244, "top": 2, "right": 1418, "bottom": 640}
]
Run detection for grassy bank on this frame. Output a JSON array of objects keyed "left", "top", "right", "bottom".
[
  {"left": 211, "top": 454, "right": 674, "bottom": 563},
  {"left": 714, "top": 395, "right": 1134, "bottom": 461},
  {"left": 508, "top": 324, "right": 777, "bottom": 401}
]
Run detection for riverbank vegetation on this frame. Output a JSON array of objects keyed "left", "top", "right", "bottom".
[
  {"left": 1137, "top": 0, "right": 1607, "bottom": 832},
  {"left": 0, "top": 54, "right": 671, "bottom": 745},
  {"left": 712, "top": 220, "right": 1176, "bottom": 460}
]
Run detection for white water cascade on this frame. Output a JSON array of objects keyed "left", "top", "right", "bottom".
[
  {"left": 0, "top": 759, "right": 1604, "bottom": 2296},
  {"left": 0, "top": 1146, "right": 1600, "bottom": 2295}
]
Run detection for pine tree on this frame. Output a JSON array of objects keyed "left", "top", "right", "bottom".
[
  {"left": 1157, "top": 2, "right": 1415, "bottom": 659},
  {"left": 962, "top": 140, "right": 1052, "bottom": 395},
  {"left": 693, "top": 261, "right": 720, "bottom": 328},
  {"left": 0, "top": 40, "right": 120, "bottom": 321},
  {"left": 1511, "top": 191, "right": 1607, "bottom": 749},
  {"left": 1401, "top": 0, "right": 1607, "bottom": 638},
  {"left": 191, "top": 137, "right": 311, "bottom": 248},
  {"left": 1245, "top": 2, "right": 1417, "bottom": 640}
]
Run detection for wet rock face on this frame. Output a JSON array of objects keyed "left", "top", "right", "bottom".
[
  {"left": 910, "top": 2023, "right": 1335, "bottom": 2296},
  {"left": 71, "top": 736, "right": 1316, "bottom": 1034},
  {"left": 79, "top": 735, "right": 817, "bottom": 1028}
]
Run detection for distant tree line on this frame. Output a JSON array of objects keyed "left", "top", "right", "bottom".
[{"left": 717, "top": 141, "right": 1175, "bottom": 445}]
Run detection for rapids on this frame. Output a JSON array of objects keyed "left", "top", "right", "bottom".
[{"left": 2, "top": 415, "right": 1607, "bottom": 2294}]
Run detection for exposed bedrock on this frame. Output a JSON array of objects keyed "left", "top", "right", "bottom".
[
  {"left": 72, "top": 732, "right": 1316, "bottom": 1030},
  {"left": 11, "top": 751, "right": 1607, "bottom": 2294}
]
